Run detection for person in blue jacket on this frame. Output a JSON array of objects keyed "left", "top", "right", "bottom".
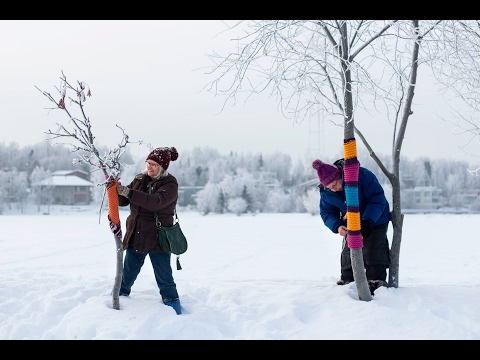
[{"left": 312, "top": 158, "right": 391, "bottom": 294}]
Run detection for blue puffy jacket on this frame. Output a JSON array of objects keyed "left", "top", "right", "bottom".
[{"left": 319, "top": 160, "right": 390, "bottom": 234}]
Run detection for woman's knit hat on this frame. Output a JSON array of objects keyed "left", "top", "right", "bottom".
[
  {"left": 312, "top": 159, "right": 341, "bottom": 186},
  {"left": 146, "top": 147, "right": 178, "bottom": 170}
]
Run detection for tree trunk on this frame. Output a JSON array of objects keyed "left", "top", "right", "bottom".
[
  {"left": 105, "top": 180, "right": 124, "bottom": 310},
  {"left": 339, "top": 22, "right": 372, "bottom": 301},
  {"left": 388, "top": 20, "right": 421, "bottom": 288},
  {"left": 111, "top": 234, "right": 123, "bottom": 310}
]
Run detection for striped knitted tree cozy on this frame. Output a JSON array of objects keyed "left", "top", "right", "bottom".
[
  {"left": 106, "top": 178, "right": 123, "bottom": 241},
  {"left": 343, "top": 137, "right": 363, "bottom": 249}
]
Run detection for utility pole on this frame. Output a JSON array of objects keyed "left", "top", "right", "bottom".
[{"left": 308, "top": 103, "right": 324, "bottom": 159}]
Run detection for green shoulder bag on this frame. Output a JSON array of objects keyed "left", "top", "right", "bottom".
[{"left": 149, "top": 185, "right": 188, "bottom": 270}]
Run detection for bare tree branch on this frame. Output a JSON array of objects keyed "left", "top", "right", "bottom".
[{"left": 36, "top": 71, "right": 133, "bottom": 186}]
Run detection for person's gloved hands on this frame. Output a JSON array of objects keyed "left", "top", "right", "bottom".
[
  {"left": 109, "top": 218, "right": 123, "bottom": 239},
  {"left": 361, "top": 220, "right": 373, "bottom": 239},
  {"left": 337, "top": 225, "right": 348, "bottom": 237},
  {"left": 117, "top": 182, "right": 130, "bottom": 198}
]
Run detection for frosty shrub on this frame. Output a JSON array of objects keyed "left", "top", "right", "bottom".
[
  {"left": 30, "top": 166, "right": 53, "bottom": 212},
  {"left": 265, "top": 188, "right": 292, "bottom": 213},
  {"left": 196, "top": 183, "right": 221, "bottom": 215},
  {"left": 303, "top": 187, "right": 320, "bottom": 215},
  {"left": 227, "top": 197, "right": 248, "bottom": 216},
  {"left": 0, "top": 171, "right": 5, "bottom": 214}
]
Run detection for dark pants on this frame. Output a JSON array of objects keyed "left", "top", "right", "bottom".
[
  {"left": 340, "top": 222, "right": 390, "bottom": 282},
  {"left": 119, "top": 246, "right": 179, "bottom": 302}
]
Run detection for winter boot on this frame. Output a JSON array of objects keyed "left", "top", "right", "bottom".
[
  {"left": 164, "top": 299, "right": 182, "bottom": 315},
  {"left": 336, "top": 279, "right": 352, "bottom": 285},
  {"left": 368, "top": 280, "right": 388, "bottom": 295}
]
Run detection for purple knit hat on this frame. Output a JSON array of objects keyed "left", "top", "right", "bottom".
[
  {"left": 312, "top": 159, "right": 341, "bottom": 186},
  {"left": 146, "top": 147, "right": 178, "bottom": 170}
]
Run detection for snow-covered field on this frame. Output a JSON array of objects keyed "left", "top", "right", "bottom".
[{"left": 0, "top": 204, "right": 479, "bottom": 339}]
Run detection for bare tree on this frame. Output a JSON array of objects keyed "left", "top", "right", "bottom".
[
  {"left": 35, "top": 71, "right": 135, "bottom": 310},
  {"left": 0, "top": 170, "right": 7, "bottom": 214},
  {"left": 424, "top": 21, "right": 480, "bottom": 176},
  {"left": 444, "top": 111, "right": 480, "bottom": 176},
  {"left": 30, "top": 166, "right": 53, "bottom": 213},
  {"left": 203, "top": 20, "right": 471, "bottom": 297}
]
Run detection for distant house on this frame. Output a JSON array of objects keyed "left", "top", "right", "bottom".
[
  {"left": 454, "top": 189, "right": 480, "bottom": 209},
  {"left": 52, "top": 169, "right": 91, "bottom": 181},
  {"left": 36, "top": 170, "right": 95, "bottom": 205},
  {"left": 403, "top": 186, "right": 444, "bottom": 210}
]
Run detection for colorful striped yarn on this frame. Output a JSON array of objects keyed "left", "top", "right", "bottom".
[
  {"left": 106, "top": 178, "right": 123, "bottom": 241},
  {"left": 343, "top": 137, "right": 363, "bottom": 249}
]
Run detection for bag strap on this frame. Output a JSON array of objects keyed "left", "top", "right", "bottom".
[
  {"left": 148, "top": 184, "right": 159, "bottom": 225},
  {"left": 149, "top": 183, "right": 182, "bottom": 270},
  {"left": 148, "top": 183, "right": 178, "bottom": 225}
]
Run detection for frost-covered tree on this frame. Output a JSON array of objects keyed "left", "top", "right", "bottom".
[
  {"left": 227, "top": 197, "right": 248, "bottom": 216},
  {"left": 265, "top": 185, "right": 292, "bottom": 213},
  {"left": 173, "top": 147, "right": 221, "bottom": 186},
  {"left": 36, "top": 71, "right": 138, "bottom": 311},
  {"left": 241, "top": 185, "right": 253, "bottom": 213},
  {"left": 204, "top": 20, "right": 480, "bottom": 295},
  {"left": 251, "top": 176, "right": 269, "bottom": 213},
  {"left": 218, "top": 190, "right": 226, "bottom": 213},
  {"left": 30, "top": 166, "right": 53, "bottom": 213},
  {"left": 0, "top": 171, "right": 6, "bottom": 214},
  {"left": 195, "top": 182, "right": 221, "bottom": 215},
  {"left": 219, "top": 173, "right": 243, "bottom": 200},
  {"left": 18, "top": 172, "right": 29, "bottom": 213},
  {"left": 303, "top": 187, "right": 320, "bottom": 216},
  {"left": 219, "top": 169, "right": 259, "bottom": 213},
  {"left": 262, "top": 152, "right": 293, "bottom": 187},
  {"left": 2, "top": 168, "right": 29, "bottom": 213}
]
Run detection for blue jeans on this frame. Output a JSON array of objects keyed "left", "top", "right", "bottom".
[{"left": 119, "top": 246, "right": 179, "bottom": 302}]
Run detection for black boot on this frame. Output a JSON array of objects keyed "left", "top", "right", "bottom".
[{"left": 368, "top": 280, "right": 388, "bottom": 295}]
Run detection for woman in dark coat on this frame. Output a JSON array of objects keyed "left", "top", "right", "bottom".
[
  {"left": 116, "top": 147, "right": 181, "bottom": 315},
  {"left": 312, "top": 158, "right": 391, "bottom": 295}
]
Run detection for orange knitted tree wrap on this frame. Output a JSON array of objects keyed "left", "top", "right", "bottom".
[{"left": 106, "top": 179, "right": 122, "bottom": 241}]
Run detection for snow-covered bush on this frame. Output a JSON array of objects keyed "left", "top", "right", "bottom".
[
  {"left": 265, "top": 186, "right": 292, "bottom": 213},
  {"left": 195, "top": 182, "right": 221, "bottom": 215},
  {"left": 227, "top": 197, "right": 248, "bottom": 215},
  {"left": 303, "top": 187, "right": 320, "bottom": 215}
]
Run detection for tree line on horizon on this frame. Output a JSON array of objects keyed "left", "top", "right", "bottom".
[{"left": 1, "top": 140, "right": 479, "bottom": 215}]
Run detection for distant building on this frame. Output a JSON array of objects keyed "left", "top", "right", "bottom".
[
  {"left": 454, "top": 189, "right": 480, "bottom": 209},
  {"left": 403, "top": 186, "right": 444, "bottom": 210},
  {"left": 35, "top": 170, "right": 95, "bottom": 205},
  {"left": 52, "top": 169, "right": 91, "bottom": 181}
]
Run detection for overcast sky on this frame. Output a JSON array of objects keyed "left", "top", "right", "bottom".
[{"left": 0, "top": 20, "right": 475, "bottom": 164}]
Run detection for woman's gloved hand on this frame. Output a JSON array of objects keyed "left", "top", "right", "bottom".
[{"left": 117, "top": 182, "right": 130, "bottom": 198}]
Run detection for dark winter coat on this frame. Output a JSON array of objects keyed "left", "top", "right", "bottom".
[
  {"left": 118, "top": 172, "right": 178, "bottom": 253},
  {"left": 319, "top": 159, "right": 390, "bottom": 234}
]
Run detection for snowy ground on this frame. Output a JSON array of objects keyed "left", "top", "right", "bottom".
[{"left": 0, "top": 204, "right": 479, "bottom": 339}]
